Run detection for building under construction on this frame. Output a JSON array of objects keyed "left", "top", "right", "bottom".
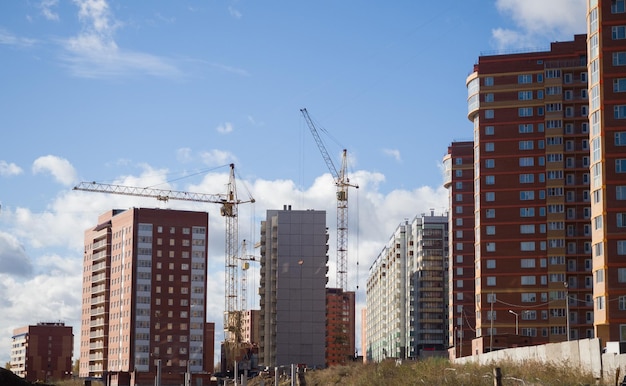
[{"left": 258, "top": 205, "right": 328, "bottom": 369}]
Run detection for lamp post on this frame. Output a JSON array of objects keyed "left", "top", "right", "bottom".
[
  {"left": 564, "top": 282, "right": 570, "bottom": 341},
  {"left": 508, "top": 310, "right": 519, "bottom": 335}
]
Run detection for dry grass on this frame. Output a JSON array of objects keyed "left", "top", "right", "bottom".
[{"left": 249, "top": 357, "right": 606, "bottom": 386}]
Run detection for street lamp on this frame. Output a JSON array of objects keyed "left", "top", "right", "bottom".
[
  {"left": 508, "top": 310, "right": 519, "bottom": 335},
  {"left": 564, "top": 282, "right": 570, "bottom": 341}
]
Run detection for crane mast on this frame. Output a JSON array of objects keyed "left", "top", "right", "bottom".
[
  {"left": 300, "top": 108, "right": 358, "bottom": 291},
  {"left": 74, "top": 163, "right": 254, "bottom": 344}
]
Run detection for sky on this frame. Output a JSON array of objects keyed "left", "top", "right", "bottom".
[{"left": 0, "top": 0, "right": 587, "bottom": 368}]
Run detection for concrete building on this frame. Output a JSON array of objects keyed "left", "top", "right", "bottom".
[
  {"left": 365, "top": 212, "right": 448, "bottom": 362},
  {"left": 10, "top": 322, "right": 73, "bottom": 382},
  {"left": 406, "top": 213, "right": 449, "bottom": 358},
  {"left": 466, "top": 35, "right": 593, "bottom": 349},
  {"left": 443, "top": 141, "right": 476, "bottom": 358},
  {"left": 241, "top": 309, "right": 261, "bottom": 347},
  {"left": 325, "top": 288, "right": 355, "bottom": 366},
  {"left": 587, "top": 0, "right": 626, "bottom": 345},
  {"left": 258, "top": 206, "right": 328, "bottom": 368},
  {"left": 79, "top": 208, "right": 214, "bottom": 386}
]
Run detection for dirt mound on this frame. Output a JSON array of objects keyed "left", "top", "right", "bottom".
[{"left": 0, "top": 367, "right": 53, "bottom": 386}]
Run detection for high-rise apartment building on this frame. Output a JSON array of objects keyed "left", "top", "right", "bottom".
[
  {"left": 258, "top": 206, "right": 328, "bottom": 368},
  {"left": 79, "top": 208, "right": 214, "bottom": 386},
  {"left": 588, "top": 0, "right": 626, "bottom": 344},
  {"left": 366, "top": 221, "right": 407, "bottom": 362},
  {"left": 10, "top": 322, "right": 73, "bottom": 382},
  {"left": 443, "top": 141, "right": 476, "bottom": 358},
  {"left": 326, "top": 288, "right": 356, "bottom": 366},
  {"left": 466, "top": 35, "right": 593, "bottom": 350},
  {"left": 365, "top": 212, "right": 448, "bottom": 362}
]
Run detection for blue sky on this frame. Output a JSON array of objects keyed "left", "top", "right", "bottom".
[{"left": 0, "top": 0, "right": 586, "bottom": 367}]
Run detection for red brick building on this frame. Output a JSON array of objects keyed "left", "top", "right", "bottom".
[
  {"left": 443, "top": 141, "right": 476, "bottom": 358},
  {"left": 79, "top": 208, "right": 214, "bottom": 386},
  {"left": 466, "top": 34, "right": 593, "bottom": 349},
  {"left": 325, "top": 288, "right": 355, "bottom": 366},
  {"left": 10, "top": 322, "right": 73, "bottom": 382},
  {"left": 588, "top": 0, "right": 626, "bottom": 345}
]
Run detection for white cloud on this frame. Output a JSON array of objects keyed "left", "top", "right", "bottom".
[
  {"left": 228, "top": 6, "right": 242, "bottom": 19},
  {"left": 0, "top": 232, "right": 33, "bottom": 276},
  {"left": 32, "top": 155, "right": 77, "bottom": 186},
  {"left": 216, "top": 122, "right": 234, "bottom": 134},
  {"left": 59, "top": 0, "right": 181, "bottom": 78},
  {"left": 382, "top": 148, "right": 402, "bottom": 163},
  {"left": 200, "top": 149, "right": 237, "bottom": 166},
  {"left": 493, "top": 0, "right": 586, "bottom": 49},
  {"left": 40, "top": 0, "right": 60, "bottom": 21},
  {"left": 177, "top": 147, "right": 194, "bottom": 163},
  {"left": 0, "top": 161, "right": 23, "bottom": 176},
  {"left": 0, "top": 28, "right": 37, "bottom": 47}
]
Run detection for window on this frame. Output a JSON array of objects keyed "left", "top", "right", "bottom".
[
  {"left": 519, "top": 107, "right": 533, "bottom": 117},
  {"left": 519, "top": 124, "right": 533, "bottom": 133},
  {"left": 614, "top": 52, "right": 626, "bottom": 66},
  {"left": 485, "top": 110, "right": 494, "bottom": 119},
  {"left": 618, "top": 213, "right": 626, "bottom": 227},
  {"left": 619, "top": 268, "right": 626, "bottom": 283},
  {"left": 486, "top": 242, "right": 496, "bottom": 252},
  {"left": 519, "top": 157, "right": 534, "bottom": 167},
  {"left": 485, "top": 93, "right": 494, "bottom": 102},
  {"left": 520, "top": 207, "right": 535, "bottom": 217},
  {"left": 520, "top": 174, "right": 534, "bottom": 184},
  {"left": 485, "top": 159, "right": 495, "bottom": 168},
  {"left": 615, "top": 105, "right": 626, "bottom": 119},
  {"left": 486, "top": 175, "right": 495, "bottom": 185},
  {"left": 617, "top": 159, "right": 626, "bottom": 173},
  {"left": 484, "top": 77, "right": 494, "bottom": 86},
  {"left": 521, "top": 242, "right": 536, "bottom": 251},
  {"left": 518, "top": 74, "right": 532, "bottom": 83},
  {"left": 619, "top": 241, "right": 626, "bottom": 255},
  {"left": 485, "top": 142, "right": 494, "bottom": 152},
  {"left": 520, "top": 191, "right": 535, "bottom": 200},
  {"left": 522, "top": 293, "right": 537, "bottom": 303},
  {"left": 520, "top": 224, "right": 535, "bottom": 234},
  {"left": 617, "top": 186, "right": 626, "bottom": 200},
  {"left": 613, "top": 0, "right": 626, "bottom": 13},
  {"left": 615, "top": 78, "right": 626, "bottom": 92},
  {"left": 613, "top": 26, "right": 626, "bottom": 39},
  {"left": 518, "top": 91, "right": 533, "bottom": 100},
  {"left": 485, "top": 192, "right": 495, "bottom": 201},
  {"left": 521, "top": 276, "right": 536, "bottom": 285},
  {"left": 616, "top": 132, "right": 626, "bottom": 145},
  {"left": 486, "top": 209, "right": 496, "bottom": 218},
  {"left": 546, "top": 69, "right": 561, "bottom": 78},
  {"left": 519, "top": 140, "right": 534, "bottom": 150},
  {"left": 485, "top": 126, "right": 495, "bottom": 135},
  {"left": 487, "top": 277, "right": 496, "bottom": 286}
]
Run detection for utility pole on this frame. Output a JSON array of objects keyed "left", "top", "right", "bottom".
[
  {"left": 490, "top": 293, "right": 494, "bottom": 352},
  {"left": 508, "top": 310, "right": 519, "bottom": 335},
  {"left": 564, "top": 282, "right": 570, "bottom": 341}
]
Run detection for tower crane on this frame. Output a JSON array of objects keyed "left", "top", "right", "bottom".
[
  {"left": 300, "top": 108, "right": 358, "bottom": 291},
  {"left": 73, "top": 163, "right": 254, "bottom": 345},
  {"left": 238, "top": 239, "right": 259, "bottom": 315}
]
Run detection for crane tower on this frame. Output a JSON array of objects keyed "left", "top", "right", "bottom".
[{"left": 300, "top": 108, "right": 358, "bottom": 291}]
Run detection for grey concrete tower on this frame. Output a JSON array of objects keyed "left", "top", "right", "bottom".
[{"left": 258, "top": 205, "right": 328, "bottom": 368}]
